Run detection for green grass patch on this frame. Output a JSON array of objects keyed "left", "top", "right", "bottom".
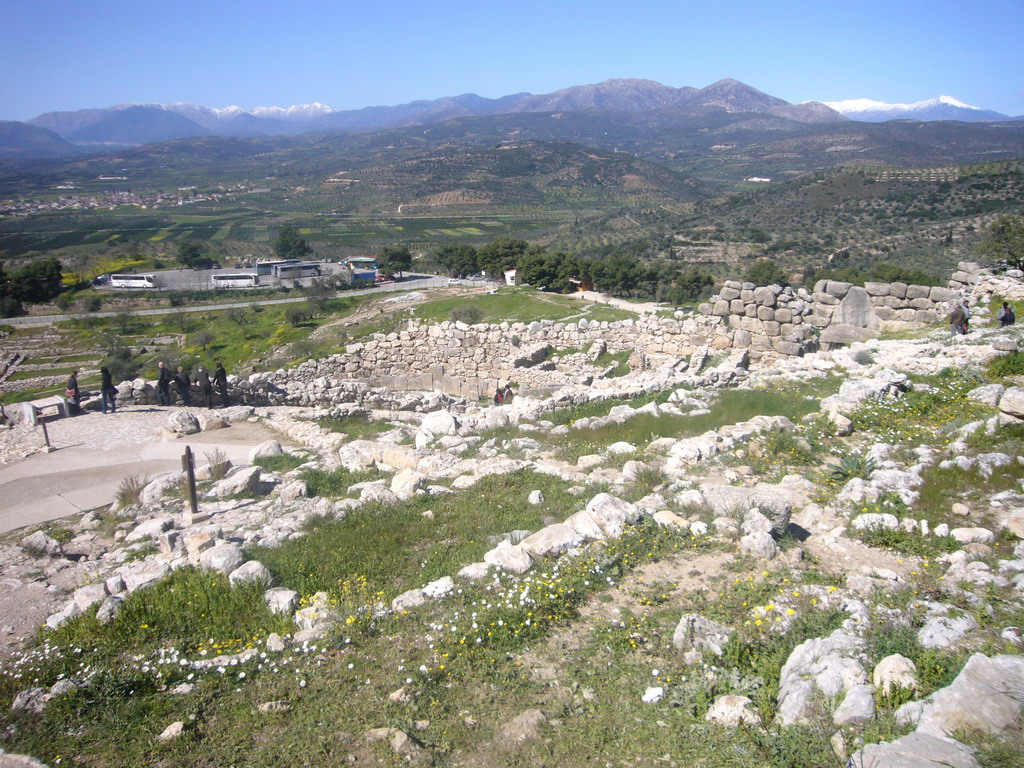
[
  {"left": 251, "top": 453, "right": 306, "bottom": 473},
  {"left": 315, "top": 413, "right": 394, "bottom": 439},
  {"left": 250, "top": 469, "right": 578, "bottom": 600}
]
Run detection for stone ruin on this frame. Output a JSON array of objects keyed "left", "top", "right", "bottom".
[{"left": 45, "top": 261, "right": 1007, "bottom": 414}]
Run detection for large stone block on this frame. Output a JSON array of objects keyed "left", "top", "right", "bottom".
[
  {"left": 832, "top": 286, "right": 880, "bottom": 330},
  {"left": 864, "top": 281, "right": 890, "bottom": 297},
  {"left": 825, "top": 280, "right": 852, "bottom": 298},
  {"left": 906, "top": 284, "right": 932, "bottom": 300}
]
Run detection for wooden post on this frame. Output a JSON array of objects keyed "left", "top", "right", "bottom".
[
  {"left": 40, "top": 419, "right": 52, "bottom": 452},
  {"left": 181, "top": 446, "right": 199, "bottom": 518}
]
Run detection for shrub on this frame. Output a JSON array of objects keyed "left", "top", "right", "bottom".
[
  {"left": 203, "top": 448, "right": 230, "bottom": 481},
  {"left": 987, "top": 351, "right": 1024, "bottom": 378},
  {"left": 115, "top": 474, "right": 147, "bottom": 508},
  {"left": 450, "top": 305, "right": 484, "bottom": 324},
  {"left": 80, "top": 296, "right": 102, "bottom": 313},
  {"left": 285, "top": 303, "right": 314, "bottom": 325}
]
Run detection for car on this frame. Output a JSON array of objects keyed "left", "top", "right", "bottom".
[
  {"left": 447, "top": 278, "right": 462, "bottom": 286},
  {"left": 92, "top": 274, "right": 111, "bottom": 285}
]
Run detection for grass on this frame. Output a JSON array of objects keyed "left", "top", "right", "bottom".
[
  {"left": 408, "top": 287, "right": 634, "bottom": 326},
  {"left": 250, "top": 469, "right": 579, "bottom": 600},
  {"left": 251, "top": 453, "right": 306, "bottom": 473},
  {"left": 315, "top": 413, "right": 394, "bottom": 439}
]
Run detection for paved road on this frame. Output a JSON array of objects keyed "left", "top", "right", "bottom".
[
  {"left": 0, "top": 407, "right": 279, "bottom": 534},
  {"left": 3, "top": 274, "right": 463, "bottom": 327}
]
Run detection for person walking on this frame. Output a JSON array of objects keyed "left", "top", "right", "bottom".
[
  {"left": 503, "top": 384, "right": 514, "bottom": 404},
  {"left": 156, "top": 361, "right": 172, "bottom": 406},
  {"left": 100, "top": 367, "right": 117, "bottom": 414},
  {"left": 213, "top": 361, "right": 230, "bottom": 408},
  {"left": 174, "top": 365, "right": 191, "bottom": 406},
  {"left": 194, "top": 366, "right": 214, "bottom": 409},
  {"left": 65, "top": 370, "right": 81, "bottom": 415},
  {"left": 949, "top": 303, "right": 966, "bottom": 336}
]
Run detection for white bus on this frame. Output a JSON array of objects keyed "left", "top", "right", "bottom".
[
  {"left": 109, "top": 274, "right": 157, "bottom": 289},
  {"left": 255, "top": 259, "right": 300, "bottom": 276},
  {"left": 211, "top": 273, "right": 260, "bottom": 289},
  {"left": 273, "top": 262, "right": 321, "bottom": 279}
]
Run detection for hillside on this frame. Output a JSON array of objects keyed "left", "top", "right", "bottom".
[{"left": 1, "top": 269, "right": 1023, "bottom": 767}]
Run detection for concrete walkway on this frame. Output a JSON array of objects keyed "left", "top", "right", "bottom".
[{"left": 0, "top": 409, "right": 278, "bottom": 534}]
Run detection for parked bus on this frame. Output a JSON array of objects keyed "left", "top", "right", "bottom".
[
  {"left": 109, "top": 274, "right": 156, "bottom": 289},
  {"left": 255, "top": 259, "right": 300, "bottom": 276},
  {"left": 272, "top": 262, "right": 321, "bottom": 279},
  {"left": 211, "top": 273, "right": 260, "bottom": 289}
]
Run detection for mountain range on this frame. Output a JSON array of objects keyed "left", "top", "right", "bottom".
[
  {"left": 822, "top": 95, "right": 1009, "bottom": 123},
  {"left": 4, "top": 78, "right": 1016, "bottom": 161}
]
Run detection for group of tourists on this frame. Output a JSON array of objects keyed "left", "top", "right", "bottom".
[
  {"left": 948, "top": 300, "right": 1017, "bottom": 336},
  {"left": 493, "top": 383, "right": 514, "bottom": 405},
  {"left": 65, "top": 361, "right": 231, "bottom": 415}
]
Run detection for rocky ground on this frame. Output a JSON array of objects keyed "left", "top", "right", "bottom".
[{"left": 1, "top": 277, "right": 1024, "bottom": 766}]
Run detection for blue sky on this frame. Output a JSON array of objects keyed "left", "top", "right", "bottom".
[{"left": 2, "top": 0, "right": 1022, "bottom": 121}]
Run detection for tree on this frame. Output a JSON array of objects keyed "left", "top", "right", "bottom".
[
  {"left": 8, "top": 257, "right": 63, "bottom": 304},
  {"left": 273, "top": 226, "right": 313, "bottom": 260},
  {"left": 177, "top": 241, "right": 204, "bottom": 268},
  {"left": 378, "top": 245, "right": 412, "bottom": 277},
  {"left": 477, "top": 237, "right": 529, "bottom": 276},
  {"left": 745, "top": 258, "right": 788, "bottom": 286},
  {"left": 974, "top": 215, "right": 1024, "bottom": 269},
  {"left": 304, "top": 279, "right": 334, "bottom": 310},
  {"left": 672, "top": 267, "right": 714, "bottom": 304},
  {"left": 433, "top": 243, "right": 478, "bottom": 277}
]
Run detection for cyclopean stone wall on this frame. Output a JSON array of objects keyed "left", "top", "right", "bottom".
[
  {"left": 698, "top": 278, "right": 955, "bottom": 352},
  {"left": 288, "top": 273, "right": 969, "bottom": 399},
  {"left": 109, "top": 268, "right": 988, "bottom": 405}
]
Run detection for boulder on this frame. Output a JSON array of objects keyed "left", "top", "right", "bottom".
[
  {"left": 849, "top": 731, "right": 980, "bottom": 768},
  {"left": 896, "top": 653, "right": 1024, "bottom": 738},
  {"left": 166, "top": 410, "right": 201, "bottom": 434},
  {"left": 264, "top": 588, "right": 299, "bottom": 615},
  {"left": 228, "top": 560, "right": 273, "bottom": 587},
  {"left": 21, "top": 530, "right": 63, "bottom": 557},
  {"left": 140, "top": 472, "right": 184, "bottom": 506},
  {"left": 873, "top": 654, "right": 918, "bottom": 696},
  {"left": 519, "top": 524, "right": 583, "bottom": 557},
  {"left": 483, "top": 540, "right": 533, "bottom": 574},
  {"left": 198, "top": 543, "right": 245, "bottom": 575},
  {"left": 740, "top": 531, "right": 779, "bottom": 560},
  {"left": 248, "top": 440, "right": 283, "bottom": 463},
  {"left": 208, "top": 466, "right": 262, "bottom": 498}
]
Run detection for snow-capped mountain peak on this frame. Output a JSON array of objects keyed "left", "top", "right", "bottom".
[{"left": 820, "top": 95, "right": 1006, "bottom": 122}]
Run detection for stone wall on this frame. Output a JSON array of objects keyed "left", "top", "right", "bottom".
[
  {"left": 697, "top": 278, "right": 955, "bottom": 353},
  {"left": 285, "top": 274, "right": 972, "bottom": 398}
]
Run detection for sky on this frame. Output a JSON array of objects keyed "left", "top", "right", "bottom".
[{"left": 2, "top": 0, "right": 1023, "bottom": 121}]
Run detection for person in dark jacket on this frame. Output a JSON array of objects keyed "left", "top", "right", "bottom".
[
  {"left": 213, "top": 361, "right": 230, "bottom": 408},
  {"left": 66, "top": 370, "right": 81, "bottom": 415},
  {"left": 174, "top": 366, "right": 191, "bottom": 406},
  {"left": 194, "top": 366, "right": 214, "bottom": 409},
  {"left": 100, "top": 367, "right": 117, "bottom": 414},
  {"left": 156, "top": 361, "right": 172, "bottom": 406}
]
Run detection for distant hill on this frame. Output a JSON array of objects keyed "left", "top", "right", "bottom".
[
  {"left": 0, "top": 121, "right": 83, "bottom": 159},
  {"left": 23, "top": 79, "right": 843, "bottom": 150}
]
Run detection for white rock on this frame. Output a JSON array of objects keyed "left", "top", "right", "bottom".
[
  {"left": 198, "top": 543, "right": 245, "bottom": 575},
  {"left": 264, "top": 588, "right": 299, "bottom": 615},
  {"left": 228, "top": 560, "right": 273, "bottom": 587},
  {"left": 705, "top": 695, "right": 761, "bottom": 727},
  {"left": 166, "top": 411, "right": 200, "bottom": 434},
  {"left": 483, "top": 540, "right": 533, "bottom": 574},
  {"left": 248, "top": 440, "right": 283, "bottom": 463}
]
